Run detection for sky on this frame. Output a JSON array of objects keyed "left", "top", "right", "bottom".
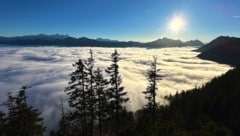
[{"left": 0, "top": 0, "right": 240, "bottom": 42}]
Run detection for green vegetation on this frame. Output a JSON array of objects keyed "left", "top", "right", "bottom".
[
  {"left": 0, "top": 50, "right": 239, "bottom": 136},
  {"left": 0, "top": 86, "right": 45, "bottom": 136}
]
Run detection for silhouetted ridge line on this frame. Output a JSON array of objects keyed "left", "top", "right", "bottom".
[
  {"left": 198, "top": 36, "right": 240, "bottom": 66},
  {"left": 0, "top": 34, "right": 204, "bottom": 48}
]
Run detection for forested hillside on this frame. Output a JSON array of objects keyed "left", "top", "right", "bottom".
[{"left": 154, "top": 67, "right": 240, "bottom": 136}]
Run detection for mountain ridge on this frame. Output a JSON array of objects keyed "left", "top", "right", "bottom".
[
  {"left": 0, "top": 34, "right": 204, "bottom": 48},
  {"left": 197, "top": 36, "right": 240, "bottom": 66}
]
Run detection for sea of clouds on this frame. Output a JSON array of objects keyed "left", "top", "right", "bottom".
[{"left": 0, "top": 46, "right": 232, "bottom": 131}]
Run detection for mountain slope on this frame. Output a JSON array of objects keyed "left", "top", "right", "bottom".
[
  {"left": 198, "top": 36, "right": 240, "bottom": 66},
  {"left": 165, "top": 67, "right": 240, "bottom": 135},
  {"left": 135, "top": 68, "right": 240, "bottom": 135}
]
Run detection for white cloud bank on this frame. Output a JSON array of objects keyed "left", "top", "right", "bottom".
[{"left": 0, "top": 46, "right": 232, "bottom": 131}]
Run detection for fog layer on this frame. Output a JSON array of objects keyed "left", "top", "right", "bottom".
[{"left": 0, "top": 46, "right": 231, "bottom": 130}]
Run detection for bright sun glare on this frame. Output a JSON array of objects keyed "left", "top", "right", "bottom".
[{"left": 169, "top": 15, "right": 185, "bottom": 33}]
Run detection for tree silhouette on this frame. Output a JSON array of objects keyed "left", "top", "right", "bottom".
[
  {"left": 65, "top": 59, "right": 89, "bottom": 135},
  {"left": 143, "top": 56, "right": 162, "bottom": 125},
  {"left": 105, "top": 49, "right": 129, "bottom": 136},
  {"left": 54, "top": 98, "right": 70, "bottom": 136},
  {"left": 86, "top": 49, "right": 96, "bottom": 136},
  {"left": 3, "top": 86, "right": 45, "bottom": 136},
  {"left": 0, "top": 109, "right": 5, "bottom": 135},
  {"left": 94, "top": 68, "right": 109, "bottom": 136}
]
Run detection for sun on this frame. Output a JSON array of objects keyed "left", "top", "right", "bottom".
[{"left": 168, "top": 15, "right": 185, "bottom": 33}]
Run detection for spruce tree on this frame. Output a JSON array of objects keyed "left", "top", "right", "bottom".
[
  {"left": 106, "top": 49, "right": 129, "bottom": 136},
  {"left": 65, "top": 59, "right": 88, "bottom": 136},
  {"left": 65, "top": 59, "right": 89, "bottom": 135},
  {"left": 94, "top": 68, "right": 108, "bottom": 136},
  {"left": 143, "top": 56, "right": 162, "bottom": 125},
  {"left": 4, "top": 86, "right": 45, "bottom": 136},
  {"left": 65, "top": 50, "right": 98, "bottom": 136},
  {"left": 85, "top": 49, "right": 96, "bottom": 136}
]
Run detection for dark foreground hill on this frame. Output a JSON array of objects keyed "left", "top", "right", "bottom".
[
  {"left": 149, "top": 67, "right": 240, "bottom": 136},
  {"left": 0, "top": 34, "right": 203, "bottom": 48},
  {"left": 198, "top": 36, "right": 240, "bottom": 66}
]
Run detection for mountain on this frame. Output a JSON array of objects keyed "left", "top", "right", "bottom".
[
  {"left": 0, "top": 34, "right": 69, "bottom": 41},
  {"left": 146, "top": 38, "right": 204, "bottom": 48},
  {"left": 0, "top": 34, "right": 204, "bottom": 48},
  {"left": 0, "top": 34, "right": 144, "bottom": 47},
  {"left": 146, "top": 38, "right": 184, "bottom": 47},
  {"left": 96, "top": 38, "right": 119, "bottom": 42},
  {"left": 198, "top": 36, "right": 240, "bottom": 66},
  {"left": 185, "top": 39, "right": 204, "bottom": 46}
]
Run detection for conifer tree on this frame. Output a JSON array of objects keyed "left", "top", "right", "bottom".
[
  {"left": 94, "top": 68, "right": 108, "bottom": 136},
  {"left": 143, "top": 56, "right": 162, "bottom": 125},
  {"left": 0, "top": 109, "right": 5, "bottom": 135},
  {"left": 106, "top": 49, "right": 129, "bottom": 136},
  {"left": 65, "top": 59, "right": 89, "bottom": 135},
  {"left": 4, "top": 86, "right": 45, "bottom": 136},
  {"left": 85, "top": 49, "right": 96, "bottom": 136},
  {"left": 65, "top": 50, "right": 99, "bottom": 136},
  {"left": 55, "top": 98, "right": 70, "bottom": 136}
]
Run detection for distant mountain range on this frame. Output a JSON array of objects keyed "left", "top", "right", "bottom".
[
  {"left": 0, "top": 34, "right": 204, "bottom": 48},
  {"left": 198, "top": 36, "right": 240, "bottom": 66},
  {"left": 2, "top": 34, "right": 240, "bottom": 66},
  {"left": 147, "top": 38, "right": 203, "bottom": 48}
]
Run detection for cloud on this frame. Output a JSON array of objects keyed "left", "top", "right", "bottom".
[
  {"left": 233, "top": 15, "right": 240, "bottom": 18},
  {"left": 0, "top": 46, "right": 232, "bottom": 132}
]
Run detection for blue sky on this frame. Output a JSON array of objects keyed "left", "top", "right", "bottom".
[{"left": 0, "top": 0, "right": 239, "bottom": 42}]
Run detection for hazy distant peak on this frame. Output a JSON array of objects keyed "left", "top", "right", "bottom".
[
  {"left": 184, "top": 39, "right": 204, "bottom": 46},
  {"left": 39, "top": 34, "right": 70, "bottom": 40},
  {"left": 13, "top": 34, "right": 70, "bottom": 40},
  {"left": 0, "top": 34, "right": 205, "bottom": 48},
  {"left": 96, "top": 38, "right": 119, "bottom": 42},
  {"left": 78, "top": 37, "right": 91, "bottom": 40},
  {"left": 96, "top": 38, "right": 111, "bottom": 42},
  {"left": 146, "top": 37, "right": 204, "bottom": 48}
]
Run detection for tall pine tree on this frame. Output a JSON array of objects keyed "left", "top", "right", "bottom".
[
  {"left": 4, "top": 86, "right": 45, "bottom": 136},
  {"left": 65, "top": 59, "right": 89, "bottom": 135},
  {"left": 143, "top": 56, "right": 162, "bottom": 125},
  {"left": 85, "top": 49, "right": 96, "bottom": 136},
  {"left": 65, "top": 50, "right": 98, "bottom": 136},
  {"left": 106, "top": 49, "right": 129, "bottom": 136},
  {"left": 94, "top": 68, "right": 108, "bottom": 136}
]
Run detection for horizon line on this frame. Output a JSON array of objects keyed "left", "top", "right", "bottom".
[{"left": 0, "top": 33, "right": 212, "bottom": 43}]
